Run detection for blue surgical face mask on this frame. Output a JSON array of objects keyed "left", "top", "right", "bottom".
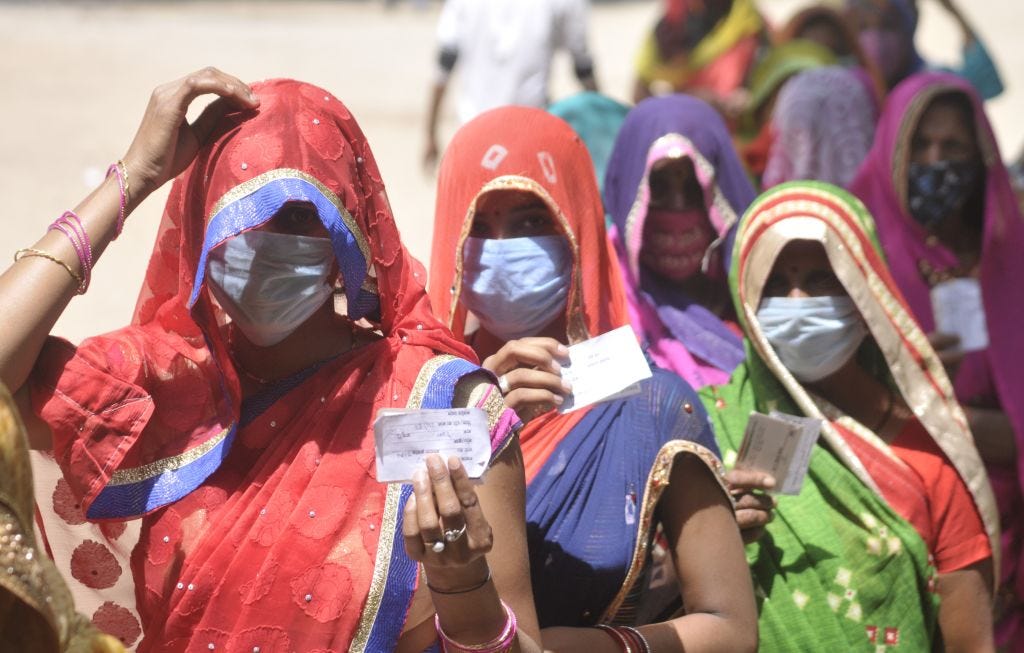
[
  {"left": 207, "top": 230, "right": 336, "bottom": 347},
  {"left": 756, "top": 295, "right": 868, "bottom": 383},
  {"left": 461, "top": 235, "right": 571, "bottom": 342}
]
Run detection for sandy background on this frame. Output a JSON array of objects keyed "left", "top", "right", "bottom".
[{"left": 1, "top": 0, "right": 1021, "bottom": 343}]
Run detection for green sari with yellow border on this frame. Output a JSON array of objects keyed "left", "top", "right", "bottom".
[{"left": 700, "top": 182, "right": 999, "bottom": 650}]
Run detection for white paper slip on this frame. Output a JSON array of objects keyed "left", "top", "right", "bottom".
[
  {"left": 558, "top": 325, "right": 653, "bottom": 413},
  {"left": 374, "top": 407, "right": 491, "bottom": 483},
  {"left": 734, "top": 411, "right": 821, "bottom": 495},
  {"left": 931, "top": 278, "right": 988, "bottom": 353}
]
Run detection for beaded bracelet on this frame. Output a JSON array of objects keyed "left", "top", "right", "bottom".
[
  {"left": 435, "top": 600, "right": 517, "bottom": 653},
  {"left": 47, "top": 211, "right": 92, "bottom": 293},
  {"left": 106, "top": 160, "right": 128, "bottom": 238}
]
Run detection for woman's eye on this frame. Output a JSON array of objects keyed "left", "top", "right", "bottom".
[{"left": 517, "top": 213, "right": 553, "bottom": 232}]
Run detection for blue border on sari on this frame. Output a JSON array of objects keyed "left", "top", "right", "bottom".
[
  {"left": 365, "top": 357, "right": 483, "bottom": 651},
  {"left": 187, "top": 175, "right": 378, "bottom": 320},
  {"left": 87, "top": 424, "right": 237, "bottom": 520}
]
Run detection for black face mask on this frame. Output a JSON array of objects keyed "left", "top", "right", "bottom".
[{"left": 906, "top": 160, "right": 981, "bottom": 229}]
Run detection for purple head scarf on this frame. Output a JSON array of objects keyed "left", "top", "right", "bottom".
[
  {"left": 850, "top": 71, "right": 1024, "bottom": 646},
  {"left": 603, "top": 94, "right": 756, "bottom": 388}
]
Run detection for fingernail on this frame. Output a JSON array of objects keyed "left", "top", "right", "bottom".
[
  {"left": 561, "top": 380, "right": 573, "bottom": 393},
  {"left": 553, "top": 395, "right": 564, "bottom": 405},
  {"left": 763, "top": 475, "right": 776, "bottom": 488},
  {"left": 413, "top": 469, "right": 426, "bottom": 485},
  {"left": 551, "top": 360, "right": 562, "bottom": 372},
  {"left": 448, "top": 456, "right": 462, "bottom": 471},
  {"left": 557, "top": 344, "right": 569, "bottom": 356}
]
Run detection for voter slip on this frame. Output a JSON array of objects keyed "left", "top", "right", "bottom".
[
  {"left": 931, "top": 277, "right": 989, "bottom": 352},
  {"left": 558, "top": 325, "right": 653, "bottom": 413},
  {"left": 734, "top": 411, "right": 821, "bottom": 495},
  {"left": 373, "top": 407, "right": 491, "bottom": 483}
]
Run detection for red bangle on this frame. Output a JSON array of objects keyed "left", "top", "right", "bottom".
[{"left": 595, "top": 625, "right": 634, "bottom": 653}]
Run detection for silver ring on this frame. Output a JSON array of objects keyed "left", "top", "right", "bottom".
[
  {"left": 498, "top": 374, "right": 511, "bottom": 395},
  {"left": 443, "top": 525, "right": 467, "bottom": 543},
  {"left": 430, "top": 541, "right": 445, "bottom": 554}
]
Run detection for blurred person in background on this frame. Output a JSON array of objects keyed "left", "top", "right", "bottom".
[
  {"left": 633, "top": 0, "right": 767, "bottom": 122},
  {"left": 549, "top": 92, "right": 630, "bottom": 200},
  {"left": 845, "top": 0, "right": 1004, "bottom": 100},
  {"left": 423, "top": 0, "right": 598, "bottom": 170},
  {"left": 762, "top": 66, "right": 877, "bottom": 190},
  {"left": 738, "top": 38, "right": 836, "bottom": 182},
  {"left": 429, "top": 106, "right": 759, "bottom": 652},
  {"left": 704, "top": 182, "right": 997, "bottom": 651},
  {"left": 774, "top": 4, "right": 886, "bottom": 110},
  {"left": 850, "top": 71, "right": 1024, "bottom": 649},
  {"left": 603, "top": 95, "right": 756, "bottom": 391}
]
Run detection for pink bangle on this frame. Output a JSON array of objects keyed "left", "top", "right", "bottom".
[
  {"left": 106, "top": 162, "right": 127, "bottom": 237},
  {"left": 435, "top": 600, "right": 517, "bottom": 653},
  {"left": 47, "top": 211, "right": 92, "bottom": 294}
]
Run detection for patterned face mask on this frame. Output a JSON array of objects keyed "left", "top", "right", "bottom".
[{"left": 906, "top": 160, "right": 982, "bottom": 230}]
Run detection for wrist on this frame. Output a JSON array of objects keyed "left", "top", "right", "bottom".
[{"left": 422, "top": 558, "right": 490, "bottom": 593}]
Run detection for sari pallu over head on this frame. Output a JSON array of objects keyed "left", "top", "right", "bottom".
[
  {"left": 849, "top": 71, "right": 1024, "bottom": 644},
  {"left": 603, "top": 94, "right": 755, "bottom": 389},
  {"left": 762, "top": 66, "right": 877, "bottom": 190},
  {"left": 701, "top": 181, "right": 998, "bottom": 649},
  {"left": 428, "top": 107, "right": 728, "bottom": 627},
  {"left": 30, "top": 79, "right": 516, "bottom": 652},
  {"left": 636, "top": 0, "right": 764, "bottom": 97}
]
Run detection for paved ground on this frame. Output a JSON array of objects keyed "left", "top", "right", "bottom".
[{"left": 2, "top": 0, "right": 1021, "bottom": 343}]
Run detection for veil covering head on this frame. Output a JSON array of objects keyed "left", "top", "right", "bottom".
[{"left": 30, "top": 79, "right": 514, "bottom": 651}]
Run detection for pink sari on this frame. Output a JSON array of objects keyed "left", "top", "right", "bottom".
[{"left": 850, "top": 71, "right": 1024, "bottom": 647}]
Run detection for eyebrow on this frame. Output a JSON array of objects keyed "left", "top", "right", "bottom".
[{"left": 506, "top": 201, "right": 550, "bottom": 214}]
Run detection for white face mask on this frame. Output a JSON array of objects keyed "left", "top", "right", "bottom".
[
  {"left": 461, "top": 235, "right": 571, "bottom": 342},
  {"left": 756, "top": 295, "right": 868, "bottom": 383},
  {"left": 207, "top": 230, "right": 336, "bottom": 347}
]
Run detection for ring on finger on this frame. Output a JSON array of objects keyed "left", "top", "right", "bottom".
[
  {"left": 430, "top": 541, "right": 445, "bottom": 553},
  {"left": 443, "top": 525, "right": 467, "bottom": 543},
  {"left": 498, "top": 374, "right": 511, "bottom": 395}
]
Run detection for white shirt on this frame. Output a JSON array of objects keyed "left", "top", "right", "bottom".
[{"left": 437, "top": 0, "right": 593, "bottom": 124}]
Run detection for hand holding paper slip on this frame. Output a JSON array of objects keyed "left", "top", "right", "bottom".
[
  {"left": 558, "top": 325, "right": 653, "bottom": 413},
  {"left": 374, "top": 407, "right": 491, "bottom": 483},
  {"left": 734, "top": 411, "right": 821, "bottom": 495}
]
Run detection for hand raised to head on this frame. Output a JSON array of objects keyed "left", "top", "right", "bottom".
[{"left": 122, "top": 67, "right": 260, "bottom": 205}]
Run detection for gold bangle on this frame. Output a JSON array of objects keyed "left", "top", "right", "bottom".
[
  {"left": 117, "top": 159, "right": 131, "bottom": 204},
  {"left": 14, "top": 248, "right": 84, "bottom": 290}
]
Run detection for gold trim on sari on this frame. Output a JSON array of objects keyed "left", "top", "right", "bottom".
[
  {"left": 735, "top": 186, "right": 1000, "bottom": 580},
  {"left": 447, "top": 175, "right": 590, "bottom": 344},
  {"left": 598, "top": 440, "right": 732, "bottom": 623}
]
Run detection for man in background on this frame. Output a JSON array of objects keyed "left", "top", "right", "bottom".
[{"left": 423, "top": 0, "right": 599, "bottom": 169}]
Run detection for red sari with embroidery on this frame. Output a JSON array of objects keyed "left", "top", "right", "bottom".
[{"left": 29, "top": 79, "right": 517, "bottom": 652}]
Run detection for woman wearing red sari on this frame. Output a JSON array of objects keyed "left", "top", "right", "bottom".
[
  {"left": 0, "top": 69, "right": 541, "bottom": 652},
  {"left": 428, "top": 106, "right": 757, "bottom": 652}
]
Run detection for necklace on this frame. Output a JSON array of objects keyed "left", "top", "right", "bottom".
[
  {"left": 870, "top": 384, "right": 896, "bottom": 434},
  {"left": 226, "top": 328, "right": 274, "bottom": 385}
]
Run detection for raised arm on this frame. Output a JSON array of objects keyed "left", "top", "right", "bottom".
[{"left": 0, "top": 67, "right": 259, "bottom": 395}]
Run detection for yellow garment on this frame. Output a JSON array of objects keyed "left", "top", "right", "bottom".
[
  {"left": 0, "top": 384, "right": 125, "bottom": 653},
  {"left": 636, "top": 0, "right": 763, "bottom": 88}
]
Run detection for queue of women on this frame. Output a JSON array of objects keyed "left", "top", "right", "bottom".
[{"left": 1, "top": 0, "right": 1020, "bottom": 651}]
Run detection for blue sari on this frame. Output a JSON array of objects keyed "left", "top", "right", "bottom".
[{"left": 525, "top": 369, "right": 725, "bottom": 627}]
